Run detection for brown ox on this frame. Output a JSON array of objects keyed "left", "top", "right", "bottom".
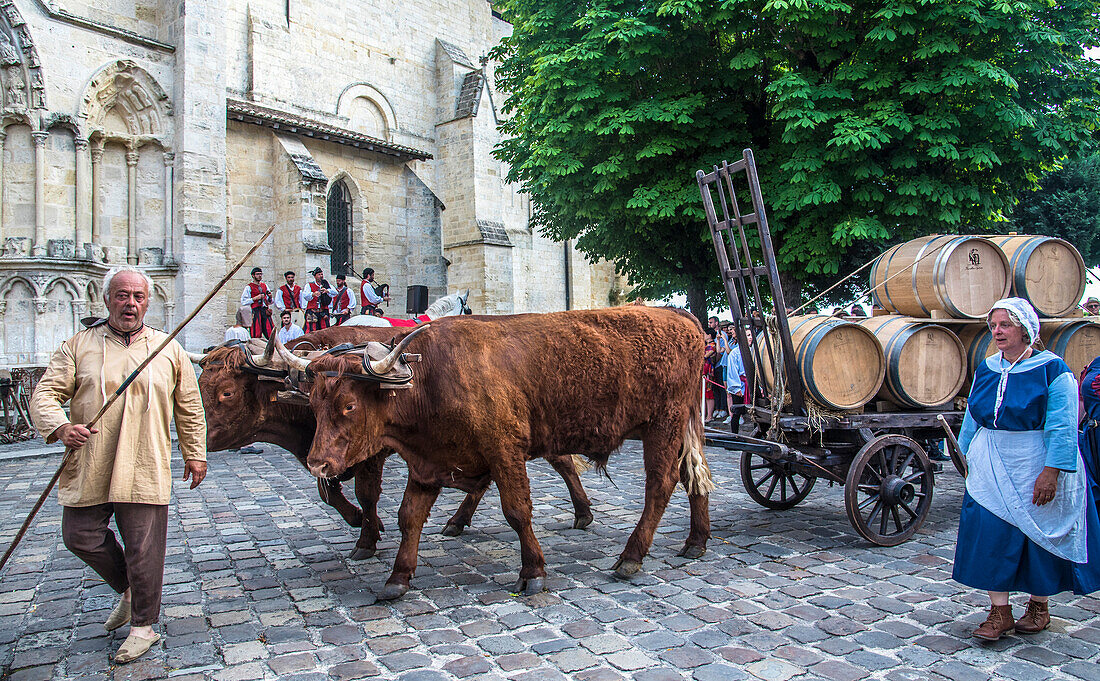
[
  {"left": 281, "top": 306, "right": 713, "bottom": 599},
  {"left": 196, "top": 326, "right": 593, "bottom": 560}
]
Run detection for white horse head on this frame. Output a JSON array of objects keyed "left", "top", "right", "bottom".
[{"left": 423, "top": 290, "right": 472, "bottom": 319}]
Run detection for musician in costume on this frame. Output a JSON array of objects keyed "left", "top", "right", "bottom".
[
  {"left": 953, "top": 298, "right": 1100, "bottom": 640},
  {"left": 1079, "top": 355, "right": 1100, "bottom": 518},
  {"left": 239, "top": 267, "right": 274, "bottom": 339},
  {"left": 302, "top": 267, "right": 337, "bottom": 332},
  {"left": 360, "top": 267, "right": 389, "bottom": 315},
  {"left": 331, "top": 274, "right": 356, "bottom": 325},
  {"left": 274, "top": 271, "right": 303, "bottom": 314}
]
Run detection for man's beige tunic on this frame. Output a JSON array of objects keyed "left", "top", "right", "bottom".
[{"left": 30, "top": 324, "right": 207, "bottom": 507}]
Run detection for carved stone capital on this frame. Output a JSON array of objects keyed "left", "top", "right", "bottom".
[
  {"left": 89, "top": 145, "right": 104, "bottom": 163},
  {"left": 30, "top": 130, "right": 47, "bottom": 147},
  {"left": 163, "top": 151, "right": 175, "bottom": 165},
  {"left": 0, "top": 301, "right": 6, "bottom": 316},
  {"left": 74, "top": 137, "right": 89, "bottom": 151},
  {"left": 33, "top": 298, "right": 47, "bottom": 315},
  {"left": 71, "top": 300, "right": 88, "bottom": 314},
  {"left": 125, "top": 150, "right": 139, "bottom": 166}
]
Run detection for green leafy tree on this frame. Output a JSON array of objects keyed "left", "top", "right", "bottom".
[
  {"left": 1011, "top": 154, "right": 1100, "bottom": 268},
  {"left": 492, "top": 0, "right": 1100, "bottom": 319}
]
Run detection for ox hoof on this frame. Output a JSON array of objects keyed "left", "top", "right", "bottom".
[
  {"left": 377, "top": 582, "right": 409, "bottom": 600},
  {"left": 349, "top": 546, "right": 376, "bottom": 561},
  {"left": 677, "top": 544, "right": 706, "bottom": 560},
  {"left": 513, "top": 577, "right": 545, "bottom": 596},
  {"left": 611, "top": 558, "right": 643, "bottom": 580},
  {"left": 440, "top": 522, "right": 465, "bottom": 537},
  {"left": 572, "top": 514, "right": 594, "bottom": 530}
]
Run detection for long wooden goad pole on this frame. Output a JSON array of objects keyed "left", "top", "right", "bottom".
[{"left": 0, "top": 223, "right": 278, "bottom": 571}]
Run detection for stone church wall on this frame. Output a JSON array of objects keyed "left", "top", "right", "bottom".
[{"left": 0, "top": 0, "right": 627, "bottom": 366}]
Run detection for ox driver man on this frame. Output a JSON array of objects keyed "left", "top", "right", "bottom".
[{"left": 29, "top": 266, "right": 208, "bottom": 664}]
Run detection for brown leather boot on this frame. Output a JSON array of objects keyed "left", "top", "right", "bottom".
[
  {"left": 1014, "top": 599, "right": 1050, "bottom": 634},
  {"left": 973, "top": 604, "right": 1015, "bottom": 640}
]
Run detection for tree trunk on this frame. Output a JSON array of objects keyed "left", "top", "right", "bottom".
[
  {"left": 686, "top": 284, "right": 708, "bottom": 327},
  {"left": 777, "top": 270, "right": 802, "bottom": 312}
]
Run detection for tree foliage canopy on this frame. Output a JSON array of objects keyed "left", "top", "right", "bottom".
[
  {"left": 492, "top": 0, "right": 1100, "bottom": 311},
  {"left": 1012, "top": 154, "right": 1100, "bottom": 268}
]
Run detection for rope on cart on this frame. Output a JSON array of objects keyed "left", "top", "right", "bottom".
[{"left": 791, "top": 242, "right": 941, "bottom": 316}]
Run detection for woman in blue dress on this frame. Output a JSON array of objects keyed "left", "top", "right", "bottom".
[
  {"left": 1080, "top": 356, "right": 1100, "bottom": 516},
  {"left": 953, "top": 298, "right": 1100, "bottom": 640}
]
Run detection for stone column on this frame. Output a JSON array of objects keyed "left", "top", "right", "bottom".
[
  {"left": 163, "top": 151, "right": 174, "bottom": 263},
  {"left": 74, "top": 137, "right": 90, "bottom": 257},
  {"left": 31, "top": 130, "right": 47, "bottom": 257},
  {"left": 0, "top": 129, "right": 6, "bottom": 249},
  {"left": 126, "top": 147, "right": 138, "bottom": 264},
  {"left": 90, "top": 140, "right": 103, "bottom": 252}
]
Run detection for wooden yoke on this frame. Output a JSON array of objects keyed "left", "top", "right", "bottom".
[{"left": 696, "top": 149, "right": 805, "bottom": 415}]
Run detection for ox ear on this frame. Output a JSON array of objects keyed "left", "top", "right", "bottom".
[
  {"left": 367, "top": 324, "right": 429, "bottom": 376},
  {"left": 273, "top": 332, "right": 312, "bottom": 373}
]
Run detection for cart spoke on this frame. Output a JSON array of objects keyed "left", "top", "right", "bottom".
[
  {"left": 903, "top": 471, "right": 925, "bottom": 483},
  {"left": 899, "top": 499, "right": 918, "bottom": 520},
  {"left": 866, "top": 499, "right": 882, "bottom": 524},
  {"left": 879, "top": 504, "right": 890, "bottom": 534},
  {"left": 784, "top": 474, "right": 803, "bottom": 498},
  {"left": 780, "top": 475, "right": 789, "bottom": 501},
  {"left": 897, "top": 451, "right": 915, "bottom": 475},
  {"left": 858, "top": 493, "right": 880, "bottom": 511},
  {"left": 753, "top": 469, "right": 777, "bottom": 490},
  {"left": 749, "top": 463, "right": 775, "bottom": 472},
  {"left": 891, "top": 506, "right": 904, "bottom": 534},
  {"left": 764, "top": 473, "right": 779, "bottom": 499},
  {"left": 857, "top": 484, "right": 878, "bottom": 494}
]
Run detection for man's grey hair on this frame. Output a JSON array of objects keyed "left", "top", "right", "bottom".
[{"left": 102, "top": 266, "right": 154, "bottom": 301}]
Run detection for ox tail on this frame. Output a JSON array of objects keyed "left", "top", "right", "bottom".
[
  {"left": 570, "top": 454, "right": 593, "bottom": 475},
  {"left": 680, "top": 398, "right": 715, "bottom": 497}
]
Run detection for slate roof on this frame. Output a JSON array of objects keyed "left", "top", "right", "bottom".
[{"left": 227, "top": 99, "right": 432, "bottom": 162}]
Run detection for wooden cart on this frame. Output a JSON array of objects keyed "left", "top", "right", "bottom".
[{"left": 697, "top": 150, "right": 965, "bottom": 546}]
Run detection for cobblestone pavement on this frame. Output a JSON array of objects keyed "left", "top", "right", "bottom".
[{"left": 0, "top": 440, "right": 1098, "bottom": 681}]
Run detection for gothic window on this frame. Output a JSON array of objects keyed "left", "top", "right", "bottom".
[{"left": 327, "top": 180, "right": 352, "bottom": 275}]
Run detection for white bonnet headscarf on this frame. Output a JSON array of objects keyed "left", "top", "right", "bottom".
[{"left": 989, "top": 297, "right": 1039, "bottom": 346}]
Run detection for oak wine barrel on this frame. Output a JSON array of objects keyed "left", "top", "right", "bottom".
[
  {"left": 956, "top": 324, "right": 996, "bottom": 387},
  {"left": 984, "top": 235, "right": 1086, "bottom": 318},
  {"left": 870, "top": 235, "right": 1010, "bottom": 319},
  {"left": 757, "top": 315, "right": 885, "bottom": 411},
  {"left": 1042, "top": 321, "right": 1100, "bottom": 378},
  {"left": 856, "top": 316, "right": 966, "bottom": 409}
]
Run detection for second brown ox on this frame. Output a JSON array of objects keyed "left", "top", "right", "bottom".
[
  {"left": 195, "top": 327, "right": 594, "bottom": 560},
  {"left": 278, "top": 306, "right": 714, "bottom": 599}
]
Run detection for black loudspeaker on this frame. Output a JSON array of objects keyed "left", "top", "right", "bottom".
[{"left": 407, "top": 285, "right": 429, "bottom": 315}]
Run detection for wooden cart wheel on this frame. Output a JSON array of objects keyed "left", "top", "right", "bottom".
[
  {"left": 844, "top": 435, "right": 934, "bottom": 546},
  {"left": 740, "top": 451, "right": 816, "bottom": 510}
]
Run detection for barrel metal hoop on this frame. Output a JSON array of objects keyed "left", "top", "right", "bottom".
[
  {"left": 878, "top": 245, "right": 903, "bottom": 313},
  {"left": 931, "top": 236, "right": 970, "bottom": 318},
  {"left": 911, "top": 236, "right": 948, "bottom": 317},
  {"left": 1011, "top": 237, "right": 1043, "bottom": 301},
  {"left": 798, "top": 317, "right": 841, "bottom": 409}
]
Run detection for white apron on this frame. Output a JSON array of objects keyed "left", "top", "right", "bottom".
[{"left": 966, "top": 428, "right": 1087, "bottom": 562}]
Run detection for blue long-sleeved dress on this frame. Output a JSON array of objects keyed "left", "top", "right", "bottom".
[{"left": 953, "top": 350, "right": 1100, "bottom": 595}]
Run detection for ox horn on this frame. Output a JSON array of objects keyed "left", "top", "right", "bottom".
[
  {"left": 252, "top": 332, "right": 276, "bottom": 366},
  {"left": 186, "top": 351, "right": 207, "bottom": 364},
  {"left": 368, "top": 324, "right": 430, "bottom": 376},
  {"left": 273, "top": 332, "right": 312, "bottom": 373}
]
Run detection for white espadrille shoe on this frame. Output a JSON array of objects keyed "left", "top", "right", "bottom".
[
  {"left": 113, "top": 631, "right": 159, "bottom": 664},
  {"left": 104, "top": 598, "right": 131, "bottom": 632}
]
